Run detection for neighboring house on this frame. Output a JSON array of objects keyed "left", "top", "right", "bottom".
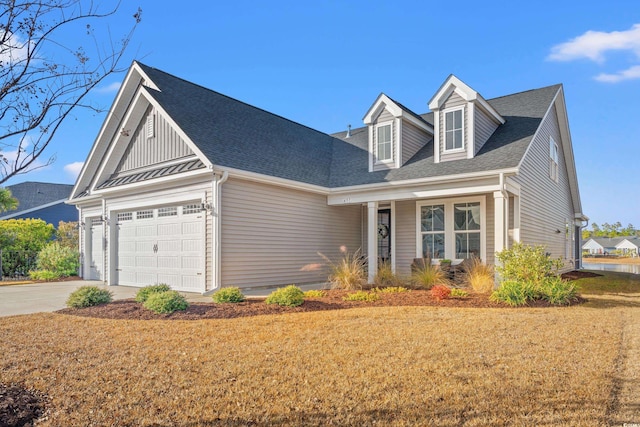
[
  {"left": 0, "top": 182, "right": 76, "bottom": 226},
  {"left": 68, "top": 62, "right": 586, "bottom": 292},
  {"left": 583, "top": 237, "right": 640, "bottom": 255}
]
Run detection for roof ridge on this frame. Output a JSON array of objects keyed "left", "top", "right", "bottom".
[
  {"left": 484, "top": 83, "right": 562, "bottom": 103},
  {"left": 137, "top": 62, "right": 336, "bottom": 142}
]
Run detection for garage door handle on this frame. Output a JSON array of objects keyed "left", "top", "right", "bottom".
[{"left": 153, "top": 244, "right": 158, "bottom": 253}]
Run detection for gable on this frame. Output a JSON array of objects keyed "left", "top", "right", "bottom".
[{"left": 115, "top": 106, "right": 195, "bottom": 174}]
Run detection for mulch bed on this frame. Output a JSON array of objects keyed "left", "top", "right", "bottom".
[
  {"left": 0, "top": 383, "right": 47, "bottom": 427},
  {"left": 57, "top": 271, "right": 592, "bottom": 321}
]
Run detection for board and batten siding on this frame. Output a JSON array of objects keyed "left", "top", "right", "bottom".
[
  {"left": 474, "top": 107, "right": 499, "bottom": 155},
  {"left": 116, "top": 106, "right": 194, "bottom": 173},
  {"left": 372, "top": 109, "right": 397, "bottom": 171},
  {"left": 220, "top": 178, "right": 362, "bottom": 288},
  {"left": 511, "top": 104, "right": 575, "bottom": 269},
  {"left": 439, "top": 92, "right": 468, "bottom": 162},
  {"left": 401, "top": 121, "right": 430, "bottom": 165}
]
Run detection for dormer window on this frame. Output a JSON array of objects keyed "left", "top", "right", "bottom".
[
  {"left": 376, "top": 122, "right": 393, "bottom": 162},
  {"left": 444, "top": 107, "right": 464, "bottom": 151}
]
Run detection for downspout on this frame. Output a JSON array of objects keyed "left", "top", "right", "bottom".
[
  {"left": 211, "top": 171, "right": 229, "bottom": 292},
  {"left": 101, "top": 199, "right": 107, "bottom": 284},
  {"left": 499, "top": 172, "right": 509, "bottom": 249}
]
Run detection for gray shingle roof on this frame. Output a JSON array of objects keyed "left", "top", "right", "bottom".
[
  {"left": 136, "top": 62, "right": 560, "bottom": 189},
  {"left": 585, "top": 236, "right": 640, "bottom": 248},
  {"left": 5, "top": 182, "right": 73, "bottom": 212}
]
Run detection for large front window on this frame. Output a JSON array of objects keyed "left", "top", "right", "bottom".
[
  {"left": 444, "top": 108, "right": 464, "bottom": 151},
  {"left": 418, "top": 198, "right": 484, "bottom": 261},
  {"left": 376, "top": 123, "right": 392, "bottom": 162}
]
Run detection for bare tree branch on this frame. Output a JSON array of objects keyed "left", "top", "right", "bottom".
[{"left": 0, "top": 0, "right": 142, "bottom": 184}]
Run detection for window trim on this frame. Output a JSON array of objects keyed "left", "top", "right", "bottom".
[
  {"left": 443, "top": 106, "right": 465, "bottom": 152},
  {"left": 374, "top": 121, "right": 394, "bottom": 164},
  {"left": 416, "top": 196, "right": 486, "bottom": 262},
  {"left": 549, "top": 136, "right": 559, "bottom": 182}
]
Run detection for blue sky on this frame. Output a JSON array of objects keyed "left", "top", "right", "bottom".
[{"left": 5, "top": 0, "right": 640, "bottom": 229}]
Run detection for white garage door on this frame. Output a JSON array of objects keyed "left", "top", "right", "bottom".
[{"left": 115, "top": 203, "right": 205, "bottom": 292}]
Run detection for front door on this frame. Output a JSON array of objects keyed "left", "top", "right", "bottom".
[{"left": 378, "top": 209, "right": 391, "bottom": 262}]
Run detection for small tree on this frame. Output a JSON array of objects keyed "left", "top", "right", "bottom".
[
  {"left": 0, "top": 218, "right": 55, "bottom": 276},
  {"left": 0, "top": 188, "right": 18, "bottom": 212},
  {"left": 0, "top": 1, "right": 142, "bottom": 183},
  {"left": 56, "top": 220, "right": 78, "bottom": 249}
]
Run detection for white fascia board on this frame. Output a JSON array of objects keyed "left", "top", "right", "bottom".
[
  {"left": 554, "top": 87, "right": 583, "bottom": 215},
  {"left": 363, "top": 94, "right": 403, "bottom": 124},
  {"left": 92, "top": 168, "right": 213, "bottom": 198},
  {"left": 0, "top": 199, "right": 68, "bottom": 220},
  {"left": 476, "top": 96, "right": 505, "bottom": 125},
  {"left": 516, "top": 88, "right": 559, "bottom": 172},
  {"left": 401, "top": 112, "right": 434, "bottom": 134},
  {"left": 329, "top": 182, "right": 500, "bottom": 205},
  {"left": 330, "top": 168, "right": 518, "bottom": 195},
  {"left": 104, "top": 183, "right": 210, "bottom": 213},
  {"left": 428, "top": 75, "right": 478, "bottom": 110},
  {"left": 216, "top": 166, "right": 330, "bottom": 195},
  {"left": 71, "top": 66, "right": 144, "bottom": 199},
  {"left": 505, "top": 177, "right": 521, "bottom": 195},
  {"left": 92, "top": 87, "right": 150, "bottom": 189}
]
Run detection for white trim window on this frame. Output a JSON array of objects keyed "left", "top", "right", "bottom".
[
  {"left": 549, "top": 136, "right": 559, "bottom": 182},
  {"left": 444, "top": 107, "right": 464, "bottom": 151},
  {"left": 453, "top": 202, "right": 481, "bottom": 259},
  {"left": 420, "top": 204, "right": 445, "bottom": 259},
  {"left": 417, "top": 197, "right": 485, "bottom": 261},
  {"left": 375, "top": 122, "right": 393, "bottom": 162}
]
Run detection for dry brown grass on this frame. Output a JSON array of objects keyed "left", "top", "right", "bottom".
[
  {"left": 462, "top": 257, "right": 495, "bottom": 293},
  {"left": 0, "top": 303, "right": 629, "bottom": 426},
  {"left": 584, "top": 257, "right": 640, "bottom": 265}
]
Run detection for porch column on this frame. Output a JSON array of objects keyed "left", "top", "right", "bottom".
[
  {"left": 367, "top": 201, "right": 378, "bottom": 284},
  {"left": 512, "top": 195, "right": 520, "bottom": 243},
  {"left": 494, "top": 191, "right": 507, "bottom": 282}
]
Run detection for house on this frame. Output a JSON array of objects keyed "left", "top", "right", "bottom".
[
  {"left": 68, "top": 62, "right": 586, "bottom": 292},
  {"left": 583, "top": 236, "right": 640, "bottom": 256},
  {"left": 0, "top": 182, "right": 76, "bottom": 226}
]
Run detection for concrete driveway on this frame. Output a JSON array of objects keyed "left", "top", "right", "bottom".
[{"left": 0, "top": 281, "right": 212, "bottom": 317}]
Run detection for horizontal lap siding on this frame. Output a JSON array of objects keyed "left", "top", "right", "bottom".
[
  {"left": 474, "top": 107, "right": 499, "bottom": 155},
  {"left": 401, "top": 121, "right": 429, "bottom": 165},
  {"left": 511, "top": 105, "right": 575, "bottom": 268},
  {"left": 221, "top": 179, "right": 361, "bottom": 288},
  {"left": 395, "top": 200, "right": 416, "bottom": 276}
]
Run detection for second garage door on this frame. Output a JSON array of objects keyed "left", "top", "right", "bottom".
[{"left": 115, "top": 203, "right": 206, "bottom": 292}]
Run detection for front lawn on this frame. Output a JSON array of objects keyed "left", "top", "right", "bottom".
[{"left": 1, "top": 300, "right": 634, "bottom": 426}]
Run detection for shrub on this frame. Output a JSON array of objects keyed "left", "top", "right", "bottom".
[
  {"left": 29, "top": 270, "right": 60, "bottom": 281},
  {"left": 32, "top": 242, "right": 79, "bottom": 277},
  {"left": 411, "top": 263, "right": 448, "bottom": 289},
  {"left": 321, "top": 248, "right": 366, "bottom": 290},
  {"left": 450, "top": 288, "right": 469, "bottom": 298},
  {"left": 56, "top": 221, "right": 79, "bottom": 250},
  {"left": 463, "top": 257, "right": 494, "bottom": 293},
  {"left": 212, "top": 287, "right": 245, "bottom": 303},
  {"left": 303, "top": 289, "right": 326, "bottom": 298},
  {"left": 373, "top": 261, "right": 404, "bottom": 288},
  {"left": 265, "top": 285, "right": 305, "bottom": 307},
  {"left": 143, "top": 290, "right": 189, "bottom": 313},
  {"left": 66, "top": 286, "right": 113, "bottom": 308},
  {"left": 430, "top": 284, "right": 451, "bottom": 300},
  {"left": 135, "top": 284, "right": 172, "bottom": 303},
  {"left": 490, "top": 280, "right": 538, "bottom": 306},
  {"left": 372, "top": 286, "right": 408, "bottom": 293},
  {"left": 343, "top": 290, "right": 380, "bottom": 302},
  {"left": 538, "top": 276, "right": 578, "bottom": 305},
  {"left": 495, "top": 243, "right": 563, "bottom": 286},
  {"left": 0, "top": 219, "right": 55, "bottom": 277}
]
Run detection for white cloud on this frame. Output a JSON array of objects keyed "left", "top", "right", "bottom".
[
  {"left": 95, "top": 81, "right": 122, "bottom": 94},
  {"left": 64, "top": 161, "right": 84, "bottom": 180},
  {"left": 548, "top": 23, "right": 640, "bottom": 62},
  {"left": 0, "top": 31, "right": 30, "bottom": 65},
  {"left": 594, "top": 65, "right": 640, "bottom": 83}
]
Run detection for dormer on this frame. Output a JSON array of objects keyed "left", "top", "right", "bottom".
[
  {"left": 428, "top": 75, "right": 505, "bottom": 163},
  {"left": 363, "top": 94, "right": 433, "bottom": 172}
]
